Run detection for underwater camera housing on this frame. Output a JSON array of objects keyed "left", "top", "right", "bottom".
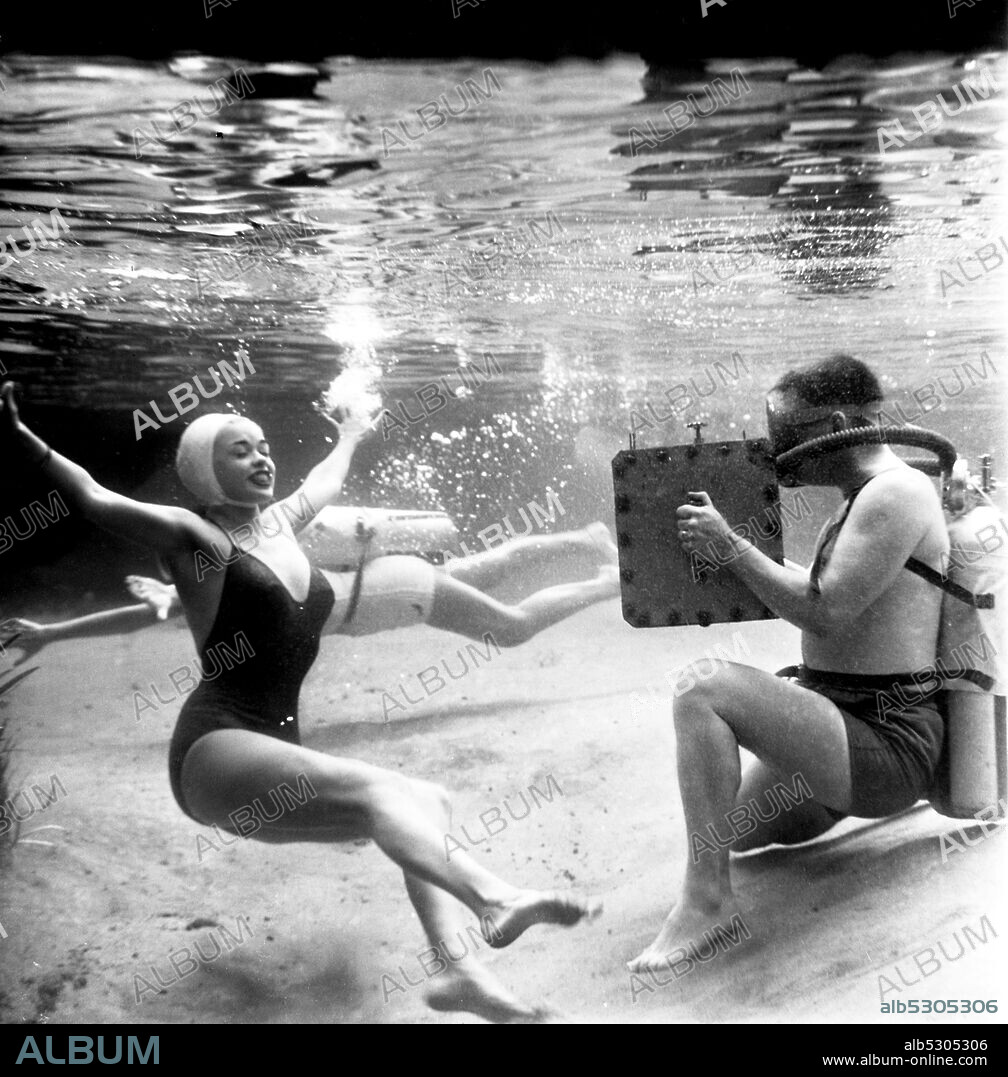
[
  {"left": 612, "top": 425, "right": 783, "bottom": 629},
  {"left": 611, "top": 417, "right": 961, "bottom": 630}
]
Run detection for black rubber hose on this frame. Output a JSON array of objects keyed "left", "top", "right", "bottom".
[{"left": 774, "top": 425, "right": 957, "bottom": 476}]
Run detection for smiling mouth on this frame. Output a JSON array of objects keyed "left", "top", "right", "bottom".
[{"left": 250, "top": 471, "right": 274, "bottom": 488}]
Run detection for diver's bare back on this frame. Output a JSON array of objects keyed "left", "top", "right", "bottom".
[{"left": 802, "top": 466, "right": 948, "bottom": 675}]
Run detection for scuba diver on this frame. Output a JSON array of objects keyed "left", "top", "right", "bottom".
[
  {"left": 1, "top": 390, "right": 601, "bottom": 1022},
  {"left": 629, "top": 353, "right": 964, "bottom": 974}
]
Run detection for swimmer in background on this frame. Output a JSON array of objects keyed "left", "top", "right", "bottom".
[
  {"left": 1, "top": 388, "right": 600, "bottom": 1022},
  {"left": 1, "top": 514, "right": 619, "bottom": 663}
]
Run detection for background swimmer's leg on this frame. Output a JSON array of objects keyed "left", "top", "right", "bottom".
[
  {"left": 427, "top": 567, "right": 620, "bottom": 646},
  {"left": 730, "top": 759, "right": 842, "bottom": 852},
  {"left": 443, "top": 523, "right": 616, "bottom": 593},
  {"left": 181, "top": 730, "right": 595, "bottom": 944}
]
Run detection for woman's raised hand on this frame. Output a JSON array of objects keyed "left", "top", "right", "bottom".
[{"left": 321, "top": 404, "right": 380, "bottom": 446}]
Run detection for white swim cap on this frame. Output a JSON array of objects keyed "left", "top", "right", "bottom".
[{"left": 175, "top": 413, "right": 258, "bottom": 507}]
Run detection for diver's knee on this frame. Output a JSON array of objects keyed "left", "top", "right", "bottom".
[
  {"left": 671, "top": 679, "right": 717, "bottom": 725},
  {"left": 671, "top": 663, "right": 735, "bottom": 717}
]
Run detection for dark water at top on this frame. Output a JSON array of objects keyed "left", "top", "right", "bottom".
[{"left": 0, "top": 53, "right": 1005, "bottom": 606}]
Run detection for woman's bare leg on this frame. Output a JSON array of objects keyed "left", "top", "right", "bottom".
[
  {"left": 627, "top": 661, "right": 852, "bottom": 973},
  {"left": 402, "top": 873, "right": 550, "bottom": 1022},
  {"left": 181, "top": 731, "right": 598, "bottom": 965},
  {"left": 444, "top": 523, "right": 617, "bottom": 592},
  {"left": 384, "top": 781, "right": 550, "bottom": 1020},
  {"left": 427, "top": 565, "right": 620, "bottom": 646}
]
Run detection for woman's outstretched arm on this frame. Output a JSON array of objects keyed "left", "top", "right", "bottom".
[
  {"left": 275, "top": 411, "right": 374, "bottom": 534},
  {"left": 2, "top": 382, "right": 197, "bottom": 556}
]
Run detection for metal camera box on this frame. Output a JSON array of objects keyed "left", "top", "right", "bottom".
[{"left": 611, "top": 437, "right": 783, "bottom": 628}]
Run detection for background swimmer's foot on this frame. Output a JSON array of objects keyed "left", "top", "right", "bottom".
[
  {"left": 125, "top": 575, "right": 174, "bottom": 620},
  {"left": 425, "top": 966, "right": 553, "bottom": 1024},
  {"left": 594, "top": 564, "right": 621, "bottom": 595},
  {"left": 482, "top": 890, "right": 602, "bottom": 950},
  {"left": 585, "top": 521, "right": 619, "bottom": 565}
]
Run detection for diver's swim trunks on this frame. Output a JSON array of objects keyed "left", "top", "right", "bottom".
[
  {"left": 329, "top": 554, "right": 438, "bottom": 635},
  {"left": 786, "top": 665, "right": 944, "bottom": 819}
]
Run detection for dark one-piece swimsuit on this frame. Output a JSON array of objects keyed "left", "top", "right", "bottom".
[
  {"left": 168, "top": 547, "right": 335, "bottom": 822},
  {"left": 788, "top": 477, "right": 947, "bottom": 819}
]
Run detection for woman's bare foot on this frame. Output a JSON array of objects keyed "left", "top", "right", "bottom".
[
  {"left": 125, "top": 575, "right": 177, "bottom": 620},
  {"left": 425, "top": 963, "right": 556, "bottom": 1024},
  {"left": 585, "top": 522, "right": 619, "bottom": 566},
  {"left": 480, "top": 890, "right": 602, "bottom": 950},
  {"left": 627, "top": 898, "right": 747, "bottom": 975}
]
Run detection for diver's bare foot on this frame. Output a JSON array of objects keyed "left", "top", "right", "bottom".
[
  {"left": 125, "top": 575, "right": 175, "bottom": 620},
  {"left": 585, "top": 522, "right": 619, "bottom": 565},
  {"left": 481, "top": 890, "right": 602, "bottom": 950},
  {"left": 627, "top": 898, "right": 746, "bottom": 975},
  {"left": 425, "top": 965, "right": 556, "bottom": 1024}
]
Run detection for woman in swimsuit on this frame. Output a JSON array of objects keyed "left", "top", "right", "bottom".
[{"left": 1, "top": 388, "right": 599, "bottom": 1022}]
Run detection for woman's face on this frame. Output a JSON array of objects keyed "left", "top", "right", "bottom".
[{"left": 212, "top": 418, "right": 275, "bottom": 505}]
